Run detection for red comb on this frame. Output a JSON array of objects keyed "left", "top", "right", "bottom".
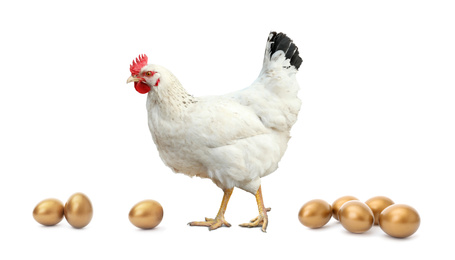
[{"left": 130, "top": 54, "right": 148, "bottom": 75}]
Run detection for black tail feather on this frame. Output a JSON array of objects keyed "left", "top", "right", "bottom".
[
  {"left": 268, "top": 32, "right": 302, "bottom": 70},
  {"left": 285, "top": 43, "right": 297, "bottom": 60},
  {"left": 290, "top": 49, "right": 302, "bottom": 69}
]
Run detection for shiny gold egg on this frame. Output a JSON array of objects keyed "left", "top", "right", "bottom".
[
  {"left": 298, "top": 199, "right": 332, "bottom": 229},
  {"left": 365, "top": 196, "right": 394, "bottom": 225},
  {"left": 379, "top": 204, "right": 420, "bottom": 238},
  {"left": 339, "top": 201, "right": 374, "bottom": 234},
  {"left": 332, "top": 196, "right": 358, "bottom": 221},
  {"left": 33, "top": 198, "right": 64, "bottom": 226},
  {"left": 129, "top": 200, "right": 164, "bottom": 229},
  {"left": 64, "top": 193, "right": 93, "bottom": 229}
]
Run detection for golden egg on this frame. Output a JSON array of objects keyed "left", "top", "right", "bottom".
[
  {"left": 298, "top": 199, "right": 332, "bottom": 229},
  {"left": 129, "top": 200, "right": 164, "bottom": 229},
  {"left": 365, "top": 196, "right": 394, "bottom": 225},
  {"left": 33, "top": 198, "right": 64, "bottom": 226},
  {"left": 339, "top": 201, "right": 374, "bottom": 234},
  {"left": 332, "top": 196, "right": 358, "bottom": 221},
  {"left": 379, "top": 204, "right": 420, "bottom": 238},
  {"left": 64, "top": 193, "right": 93, "bottom": 229}
]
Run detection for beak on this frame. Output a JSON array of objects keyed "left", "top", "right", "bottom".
[{"left": 126, "top": 76, "right": 141, "bottom": 84}]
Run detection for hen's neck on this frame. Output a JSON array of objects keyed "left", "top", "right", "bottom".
[{"left": 146, "top": 70, "right": 195, "bottom": 119}]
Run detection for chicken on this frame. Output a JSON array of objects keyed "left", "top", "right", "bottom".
[{"left": 126, "top": 32, "right": 302, "bottom": 232}]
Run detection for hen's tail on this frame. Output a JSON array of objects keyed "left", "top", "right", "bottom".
[
  {"left": 245, "top": 32, "right": 301, "bottom": 132},
  {"left": 263, "top": 32, "right": 302, "bottom": 71}
]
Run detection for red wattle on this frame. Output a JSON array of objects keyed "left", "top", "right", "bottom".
[{"left": 134, "top": 81, "right": 151, "bottom": 94}]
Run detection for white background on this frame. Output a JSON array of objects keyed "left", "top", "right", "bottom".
[{"left": 1, "top": 0, "right": 454, "bottom": 259}]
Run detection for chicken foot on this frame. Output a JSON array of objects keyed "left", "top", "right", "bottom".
[
  {"left": 239, "top": 186, "right": 271, "bottom": 232},
  {"left": 188, "top": 188, "right": 233, "bottom": 231}
]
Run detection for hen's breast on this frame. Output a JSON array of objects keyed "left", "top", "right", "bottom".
[{"left": 147, "top": 100, "right": 209, "bottom": 178}]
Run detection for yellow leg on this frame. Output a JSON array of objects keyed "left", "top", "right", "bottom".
[
  {"left": 188, "top": 188, "right": 233, "bottom": 230},
  {"left": 239, "top": 186, "right": 271, "bottom": 232}
]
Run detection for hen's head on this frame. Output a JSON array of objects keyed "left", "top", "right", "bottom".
[{"left": 126, "top": 54, "right": 161, "bottom": 94}]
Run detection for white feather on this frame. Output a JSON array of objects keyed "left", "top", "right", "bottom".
[{"left": 144, "top": 39, "right": 301, "bottom": 194}]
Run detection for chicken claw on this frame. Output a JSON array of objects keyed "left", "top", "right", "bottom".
[
  {"left": 248, "top": 207, "right": 272, "bottom": 223},
  {"left": 239, "top": 186, "right": 270, "bottom": 232},
  {"left": 239, "top": 208, "right": 271, "bottom": 232},
  {"left": 188, "top": 216, "right": 231, "bottom": 230},
  {"left": 188, "top": 188, "right": 233, "bottom": 231}
]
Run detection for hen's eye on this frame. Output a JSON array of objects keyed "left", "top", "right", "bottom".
[{"left": 146, "top": 71, "right": 152, "bottom": 76}]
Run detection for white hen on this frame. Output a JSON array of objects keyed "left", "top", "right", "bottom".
[{"left": 127, "top": 32, "right": 302, "bottom": 232}]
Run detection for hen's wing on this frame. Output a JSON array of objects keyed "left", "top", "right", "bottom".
[{"left": 184, "top": 97, "right": 270, "bottom": 149}]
